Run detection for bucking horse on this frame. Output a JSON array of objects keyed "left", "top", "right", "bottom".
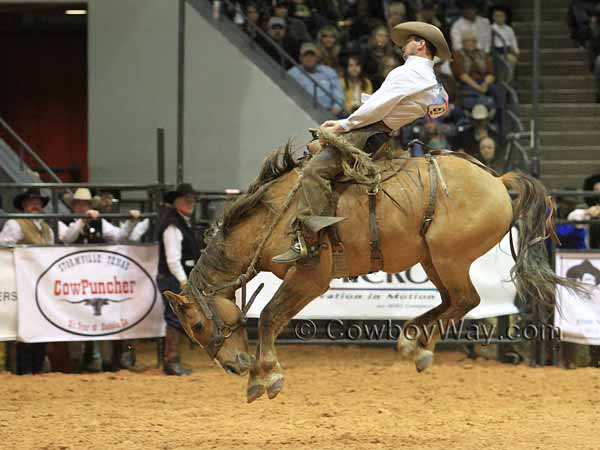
[{"left": 164, "top": 129, "right": 582, "bottom": 403}]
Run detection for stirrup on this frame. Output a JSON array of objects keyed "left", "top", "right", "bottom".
[{"left": 272, "top": 231, "right": 309, "bottom": 264}]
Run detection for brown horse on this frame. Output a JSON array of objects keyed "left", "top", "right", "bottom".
[{"left": 165, "top": 143, "right": 578, "bottom": 403}]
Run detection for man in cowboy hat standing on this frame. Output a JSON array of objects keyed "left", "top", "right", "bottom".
[
  {"left": 58, "top": 187, "right": 142, "bottom": 372},
  {"left": 59, "top": 188, "right": 141, "bottom": 245},
  {"left": 274, "top": 22, "right": 451, "bottom": 263},
  {"left": 157, "top": 183, "right": 200, "bottom": 375},
  {"left": 0, "top": 188, "right": 53, "bottom": 374}
]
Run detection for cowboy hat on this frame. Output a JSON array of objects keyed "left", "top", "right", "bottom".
[
  {"left": 13, "top": 188, "right": 49, "bottom": 211},
  {"left": 390, "top": 21, "right": 451, "bottom": 61},
  {"left": 63, "top": 188, "right": 102, "bottom": 209},
  {"left": 165, "top": 183, "right": 196, "bottom": 205}
]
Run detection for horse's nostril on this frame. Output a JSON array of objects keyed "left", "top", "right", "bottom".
[{"left": 224, "top": 363, "right": 240, "bottom": 375}]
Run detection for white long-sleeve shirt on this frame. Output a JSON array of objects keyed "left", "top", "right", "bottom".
[
  {"left": 128, "top": 218, "right": 150, "bottom": 242},
  {"left": 0, "top": 219, "right": 55, "bottom": 244},
  {"left": 338, "top": 56, "right": 448, "bottom": 132},
  {"left": 162, "top": 214, "right": 195, "bottom": 284},
  {"left": 491, "top": 23, "right": 519, "bottom": 53},
  {"left": 59, "top": 218, "right": 134, "bottom": 244},
  {"left": 450, "top": 16, "right": 492, "bottom": 53}
]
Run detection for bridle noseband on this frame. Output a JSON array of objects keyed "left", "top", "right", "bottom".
[{"left": 186, "top": 282, "right": 263, "bottom": 359}]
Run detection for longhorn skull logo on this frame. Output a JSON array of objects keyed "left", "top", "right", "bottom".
[{"left": 60, "top": 297, "right": 133, "bottom": 316}]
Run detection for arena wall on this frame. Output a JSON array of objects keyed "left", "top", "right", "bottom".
[{"left": 88, "top": 0, "right": 320, "bottom": 190}]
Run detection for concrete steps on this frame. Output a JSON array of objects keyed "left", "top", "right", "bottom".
[
  {"left": 519, "top": 48, "right": 589, "bottom": 62},
  {"left": 520, "top": 103, "right": 600, "bottom": 117},
  {"left": 541, "top": 174, "right": 597, "bottom": 189},
  {"left": 517, "top": 60, "right": 590, "bottom": 76},
  {"left": 519, "top": 35, "right": 577, "bottom": 49},
  {"left": 513, "top": 8, "right": 567, "bottom": 21},
  {"left": 518, "top": 75, "right": 595, "bottom": 90},
  {"left": 539, "top": 130, "right": 600, "bottom": 146},
  {"left": 542, "top": 160, "right": 600, "bottom": 176},
  {"left": 524, "top": 118, "right": 600, "bottom": 132},
  {"left": 541, "top": 145, "right": 600, "bottom": 160},
  {"left": 517, "top": 89, "right": 596, "bottom": 103}
]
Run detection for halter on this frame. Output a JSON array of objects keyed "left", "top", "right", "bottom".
[{"left": 186, "top": 281, "right": 263, "bottom": 359}]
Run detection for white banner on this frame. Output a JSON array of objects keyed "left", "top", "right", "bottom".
[
  {"left": 555, "top": 251, "right": 600, "bottom": 345},
  {"left": 0, "top": 248, "right": 18, "bottom": 341},
  {"left": 238, "top": 232, "right": 518, "bottom": 320},
  {"left": 15, "top": 245, "right": 164, "bottom": 343}
]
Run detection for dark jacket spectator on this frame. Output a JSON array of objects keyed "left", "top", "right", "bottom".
[
  {"left": 452, "top": 104, "right": 500, "bottom": 156},
  {"left": 361, "top": 25, "right": 398, "bottom": 89},
  {"left": 272, "top": 0, "right": 312, "bottom": 42},
  {"left": 256, "top": 17, "right": 301, "bottom": 69}
]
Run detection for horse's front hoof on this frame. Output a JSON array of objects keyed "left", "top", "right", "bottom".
[
  {"left": 247, "top": 383, "right": 266, "bottom": 403},
  {"left": 415, "top": 350, "right": 434, "bottom": 373},
  {"left": 267, "top": 375, "right": 284, "bottom": 400}
]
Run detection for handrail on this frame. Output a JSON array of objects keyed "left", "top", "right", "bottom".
[
  {"left": 0, "top": 115, "right": 62, "bottom": 183},
  {"left": 198, "top": 0, "right": 343, "bottom": 111}
]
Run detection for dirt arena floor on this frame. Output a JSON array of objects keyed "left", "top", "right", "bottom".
[{"left": 1, "top": 342, "right": 599, "bottom": 450}]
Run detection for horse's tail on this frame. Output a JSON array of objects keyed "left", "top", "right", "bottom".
[{"left": 501, "top": 172, "right": 587, "bottom": 306}]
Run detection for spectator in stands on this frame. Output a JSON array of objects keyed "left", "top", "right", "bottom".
[
  {"left": 362, "top": 25, "right": 397, "bottom": 89},
  {"left": 341, "top": 54, "right": 373, "bottom": 113},
  {"left": 417, "top": 1, "right": 443, "bottom": 30},
  {"left": 477, "top": 136, "right": 503, "bottom": 173},
  {"left": 450, "top": 0, "right": 491, "bottom": 53},
  {"left": 0, "top": 188, "right": 53, "bottom": 375},
  {"left": 387, "top": 1, "right": 409, "bottom": 28},
  {"left": 272, "top": 0, "right": 312, "bottom": 43},
  {"left": 490, "top": 5, "right": 519, "bottom": 76},
  {"left": 583, "top": 173, "right": 600, "bottom": 247},
  {"left": 587, "top": 9, "right": 600, "bottom": 102},
  {"left": 451, "top": 31, "right": 496, "bottom": 110},
  {"left": 421, "top": 118, "right": 450, "bottom": 150},
  {"left": 241, "top": 2, "right": 263, "bottom": 39},
  {"left": 158, "top": 183, "right": 200, "bottom": 376},
  {"left": 568, "top": 0, "right": 600, "bottom": 46},
  {"left": 257, "top": 17, "right": 301, "bottom": 69},
  {"left": 288, "top": 43, "right": 345, "bottom": 115},
  {"left": 316, "top": 25, "right": 342, "bottom": 72},
  {"left": 289, "top": 0, "right": 327, "bottom": 34},
  {"left": 452, "top": 103, "right": 499, "bottom": 156}
]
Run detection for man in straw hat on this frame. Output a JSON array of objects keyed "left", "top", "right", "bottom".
[
  {"left": 273, "top": 21, "right": 451, "bottom": 263},
  {"left": 60, "top": 188, "right": 141, "bottom": 245},
  {"left": 58, "top": 188, "right": 142, "bottom": 373}
]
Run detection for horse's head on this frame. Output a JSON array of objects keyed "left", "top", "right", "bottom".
[{"left": 164, "top": 286, "right": 252, "bottom": 376}]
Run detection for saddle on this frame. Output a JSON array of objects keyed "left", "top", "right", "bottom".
[{"left": 304, "top": 136, "right": 496, "bottom": 278}]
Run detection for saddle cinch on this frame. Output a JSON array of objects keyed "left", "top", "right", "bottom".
[{"left": 303, "top": 130, "right": 496, "bottom": 277}]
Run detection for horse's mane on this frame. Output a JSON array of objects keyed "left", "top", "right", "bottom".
[
  {"left": 220, "top": 140, "right": 300, "bottom": 236},
  {"left": 190, "top": 141, "right": 301, "bottom": 291}
]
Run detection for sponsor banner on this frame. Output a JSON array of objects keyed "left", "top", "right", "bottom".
[
  {"left": 0, "top": 248, "right": 18, "bottom": 341},
  {"left": 238, "top": 232, "right": 518, "bottom": 320},
  {"left": 15, "top": 245, "right": 164, "bottom": 343},
  {"left": 555, "top": 251, "right": 600, "bottom": 345}
]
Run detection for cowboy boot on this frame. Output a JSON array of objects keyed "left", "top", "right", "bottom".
[
  {"left": 163, "top": 326, "right": 192, "bottom": 376},
  {"left": 272, "top": 229, "right": 309, "bottom": 264}
]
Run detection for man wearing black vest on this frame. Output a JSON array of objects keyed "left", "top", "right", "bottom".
[{"left": 158, "top": 183, "right": 200, "bottom": 375}]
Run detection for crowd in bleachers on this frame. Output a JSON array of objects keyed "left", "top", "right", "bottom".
[
  {"left": 225, "top": 0, "right": 520, "bottom": 170},
  {"left": 568, "top": 0, "right": 600, "bottom": 102}
]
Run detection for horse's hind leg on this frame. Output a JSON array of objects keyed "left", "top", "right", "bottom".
[
  {"left": 397, "top": 254, "right": 452, "bottom": 371},
  {"left": 404, "top": 257, "right": 481, "bottom": 372},
  {"left": 247, "top": 264, "right": 330, "bottom": 403}
]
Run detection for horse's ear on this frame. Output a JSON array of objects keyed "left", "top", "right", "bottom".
[{"left": 164, "top": 290, "right": 192, "bottom": 308}]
